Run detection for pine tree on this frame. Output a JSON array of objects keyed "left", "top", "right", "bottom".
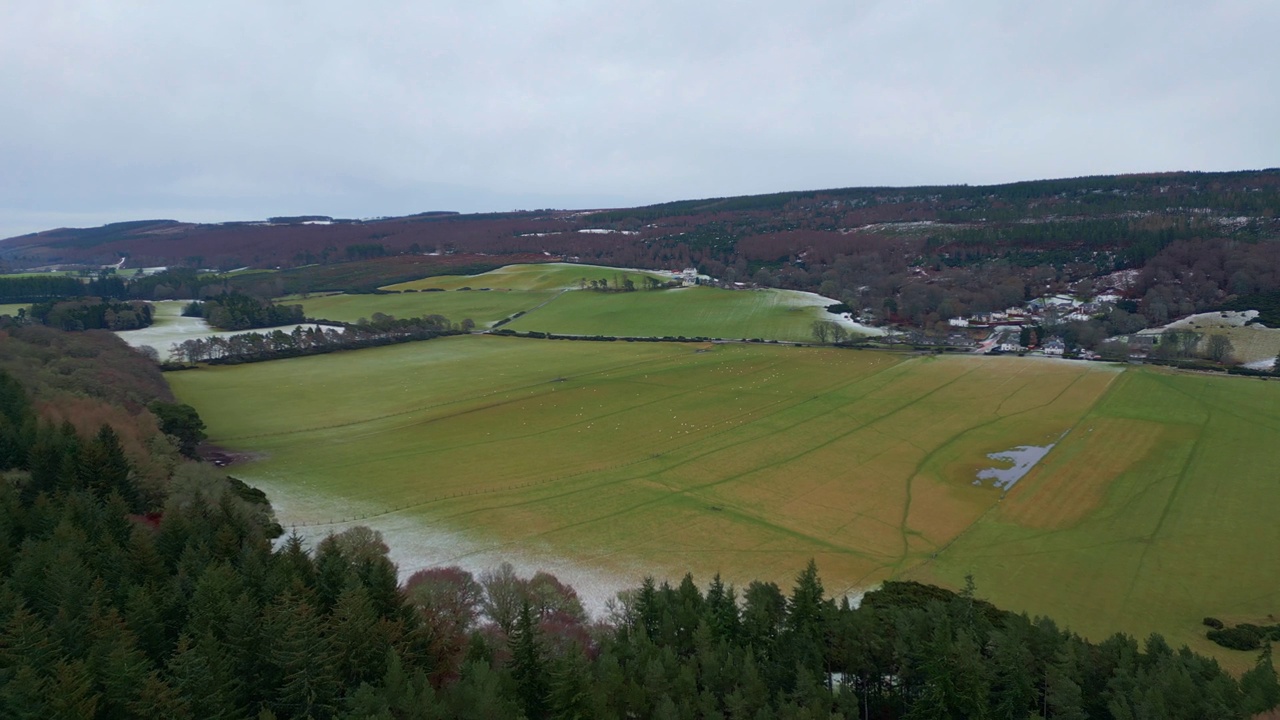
[
  {"left": 79, "top": 425, "right": 136, "bottom": 509},
  {"left": 166, "top": 634, "right": 240, "bottom": 720},
  {"left": 987, "top": 625, "right": 1035, "bottom": 720},
  {"left": 1045, "top": 647, "right": 1087, "bottom": 720},
  {"left": 329, "top": 580, "right": 389, "bottom": 687},
  {"left": 704, "top": 573, "right": 741, "bottom": 642},
  {"left": 1240, "top": 643, "right": 1280, "bottom": 715},
  {"left": 509, "top": 600, "right": 550, "bottom": 720},
  {"left": 265, "top": 590, "right": 339, "bottom": 720},
  {"left": 86, "top": 608, "right": 154, "bottom": 720},
  {"left": 374, "top": 649, "right": 445, "bottom": 720},
  {"left": 547, "top": 649, "right": 596, "bottom": 720},
  {"left": 0, "top": 664, "right": 48, "bottom": 719},
  {"left": 47, "top": 659, "right": 101, "bottom": 720},
  {"left": 786, "top": 560, "right": 828, "bottom": 678},
  {"left": 448, "top": 660, "right": 518, "bottom": 720}
]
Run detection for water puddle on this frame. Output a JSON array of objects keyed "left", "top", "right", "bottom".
[{"left": 974, "top": 433, "right": 1066, "bottom": 490}]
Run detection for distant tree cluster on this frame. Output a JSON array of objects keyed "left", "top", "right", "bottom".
[
  {"left": 184, "top": 292, "right": 305, "bottom": 331},
  {"left": 345, "top": 243, "right": 389, "bottom": 261},
  {"left": 0, "top": 275, "right": 85, "bottom": 302},
  {"left": 168, "top": 314, "right": 461, "bottom": 364},
  {"left": 0, "top": 273, "right": 127, "bottom": 303},
  {"left": 810, "top": 320, "right": 851, "bottom": 344},
  {"left": 28, "top": 297, "right": 154, "bottom": 331}
]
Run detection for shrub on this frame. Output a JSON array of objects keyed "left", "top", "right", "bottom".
[{"left": 1208, "top": 624, "right": 1265, "bottom": 651}]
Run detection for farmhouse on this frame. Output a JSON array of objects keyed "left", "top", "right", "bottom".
[
  {"left": 1128, "top": 328, "right": 1165, "bottom": 349},
  {"left": 1042, "top": 337, "right": 1066, "bottom": 356}
]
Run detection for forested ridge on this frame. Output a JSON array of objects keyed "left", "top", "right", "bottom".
[
  {"left": 6, "top": 169, "right": 1280, "bottom": 335},
  {"left": 0, "top": 328, "right": 1277, "bottom": 718}
]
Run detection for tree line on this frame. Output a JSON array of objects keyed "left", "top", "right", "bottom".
[
  {"left": 0, "top": 273, "right": 127, "bottom": 303},
  {"left": 166, "top": 314, "right": 465, "bottom": 365},
  {"left": 27, "top": 298, "right": 155, "bottom": 331},
  {"left": 183, "top": 293, "right": 305, "bottom": 331}
]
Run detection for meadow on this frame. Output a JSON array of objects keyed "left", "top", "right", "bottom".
[
  {"left": 295, "top": 262, "right": 857, "bottom": 341},
  {"left": 381, "top": 262, "right": 669, "bottom": 292},
  {"left": 168, "top": 333, "right": 1280, "bottom": 667},
  {"left": 915, "top": 367, "right": 1280, "bottom": 665},
  {"left": 290, "top": 289, "right": 558, "bottom": 327},
  {"left": 503, "top": 285, "right": 845, "bottom": 342}
]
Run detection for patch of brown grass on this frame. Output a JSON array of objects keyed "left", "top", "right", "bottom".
[{"left": 999, "top": 417, "right": 1163, "bottom": 530}]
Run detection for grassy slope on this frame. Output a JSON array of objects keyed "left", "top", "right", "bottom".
[
  {"left": 913, "top": 367, "right": 1280, "bottom": 670},
  {"left": 290, "top": 290, "right": 557, "bottom": 327},
  {"left": 0, "top": 303, "right": 30, "bottom": 316},
  {"left": 176, "top": 340, "right": 1280, "bottom": 653},
  {"left": 505, "top": 286, "right": 835, "bottom": 342},
  {"left": 342, "top": 262, "right": 839, "bottom": 340},
  {"left": 383, "top": 262, "right": 668, "bottom": 292}
]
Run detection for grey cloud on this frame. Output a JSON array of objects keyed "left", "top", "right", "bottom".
[{"left": 1, "top": 0, "right": 1276, "bottom": 239}]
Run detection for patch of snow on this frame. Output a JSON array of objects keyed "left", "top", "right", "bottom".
[
  {"left": 1165, "top": 310, "right": 1258, "bottom": 330},
  {"left": 256, "top": 479, "right": 642, "bottom": 617},
  {"left": 114, "top": 300, "right": 339, "bottom": 361},
  {"left": 773, "top": 289, "right": 885, "bottom": 336}
]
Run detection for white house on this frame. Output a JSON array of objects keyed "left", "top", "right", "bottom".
[{"left": 1042, "top": 337, "right": 1066, "bottom": 356}]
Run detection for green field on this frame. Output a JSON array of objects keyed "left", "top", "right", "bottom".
[
  {"left": 306, "top": 262, "right": 859, "bottom": 340},
  {"left": 382, "top": 262, "right": 668, "bottom": 292},
  {"left": 289, "top": 290, "right": 557, "bottom": 327},
  {"left": 169, "top": 335, "right": 1280, "bottom": 667},
  {"left": 0, "top": 303, "right": 29, "bottom": 316},
  {"left": 913, "top": 367, "right": 1280, "bottom": 667},
  {"left": 505, "top": 285, "right": 844, "bottom": 341}
]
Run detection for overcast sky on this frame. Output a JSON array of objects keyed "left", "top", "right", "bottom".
[{"left": 2, "top": 1, "right": 1277, "bottom": 239}]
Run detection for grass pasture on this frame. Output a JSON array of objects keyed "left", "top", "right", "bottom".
[
  {"left": 350, "top": 262, "right": 853, "bottom": 340},
  {"left": 171, "top": 338, "right": 1280, "bottom": 667},
  {"left": 504, "top": 286, "right": 840, "bottom": 342},
  {"left": 0, "top": 303, "right": 29, "bottom": 316},
  {"left": 382, "top": 262, "right": 668, "bottom": 292},
  {"left": 913, "top": 367, "right": 1280, "bottom": 667},
  {"left": 289, "top": 289, "right": 558, "bottom": 327}
]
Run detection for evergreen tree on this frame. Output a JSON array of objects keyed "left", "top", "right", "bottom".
[
  {"left": 1241, "top": 643, "right": 1280, "bottom": 714},
  {"left": 0, "top": 664, "right": 49, "bottom": 720},
  {"left": 329, "top": 580, "right": 390, "bottom": 687},
  {"left": 48, "top": 659, "right": 102, "bottom": 720},
  {"left": 265, "top": 589, "right": 339, "bottom": 720},
  {"left": 509, "top": 600, "right": 550, "bottom": 720},
  {"left": 1045, "top": 647, "right": 1087, "bottom": 720},
  {"left": 704, "top": 573, "right": 741, "bottom": 642},
  {"left": 548, "top": 649, "right": 596, "bottom": 720}
]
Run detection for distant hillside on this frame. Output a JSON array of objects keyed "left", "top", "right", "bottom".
[{"left": 4, "top": 169, "right": 1280, "bottom": 330}]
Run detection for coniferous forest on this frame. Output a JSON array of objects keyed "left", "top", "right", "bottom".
[{"left": 1, "top": 328, "right": 1279, "bottom": 719}]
